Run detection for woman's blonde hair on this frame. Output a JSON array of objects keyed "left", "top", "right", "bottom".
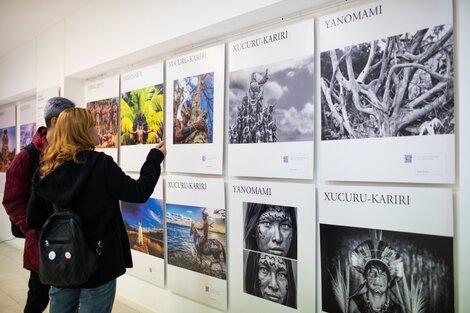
[{"left": 41, "top": 108, "right": 96, "bottom": 177}]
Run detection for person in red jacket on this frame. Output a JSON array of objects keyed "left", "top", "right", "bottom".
[{"left": 2, "top": 97, "right": 75, "bottom": 313}]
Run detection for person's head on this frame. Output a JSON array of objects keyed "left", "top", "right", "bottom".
[
  {"left": 350, "top": 239, "right": 403, "bottom": 298},
  {"left": 41, "top": 108, "right": 99, "bottom": 177},
  {"left": 245, "top": 251, "right": 296, "bottom": 308},
  {"left": 364, "top": 260, "right": 390, "bottom": 295},
  {"left": 43, "top": 97, "right": 76, "bottom": 129},
  {"left": 3, "top": 129, "right": 7, "bottom": 135},
  {"left": 244, "top": 203, "right": 297, "bottom": 258},
  {"left": 202, "top": 209, "right": 209, "bottom": 220}
]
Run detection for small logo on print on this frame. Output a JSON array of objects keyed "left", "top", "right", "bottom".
[
  {"left": 404, "top": 154, "right": 412, "bottom": 163},
  {"left": 283, "top": 156, "right": 289, "bottom": 163},
  {"left": 202, "top": 156, "right": 206, "bottom": 162},
  {"left": 205, "top": 286, "right": 210, "bottom": 292}
]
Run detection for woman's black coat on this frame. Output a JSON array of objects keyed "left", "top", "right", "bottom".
[{"left": 27, "top": 149, "right": 164, "bottom": 288}]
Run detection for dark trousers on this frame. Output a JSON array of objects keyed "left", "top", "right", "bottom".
[{"left": 24, "top": 271, "right": 50, "bottom": 313}]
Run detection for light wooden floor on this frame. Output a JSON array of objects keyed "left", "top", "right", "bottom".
[{"left": 0, "top": 241, "right": 140, "bottom": 313}]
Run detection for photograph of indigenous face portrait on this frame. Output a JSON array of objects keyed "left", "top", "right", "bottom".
[
  {"left": 228, "top": 55, "right": 314, "bottom": 144},
  {"left": 121, "top": 84, "right": 164, "bottom": 146},
  {"left": 121, "top": 198, "right": 164, "bottom": 258},
  {"left": 320, "top": 23, "right": 454, "bottom": 141},
  {"left": 320, "top": 224, "right": 454, "bottom": 313},
  {"left": 243, "top": 250, "right": 297, "bottom": 308},
  {"left": 87, "top": 97, "right": 119, "bottom": 148},
  {"left": 244, "top": 202, "right": 297, "bottom": 259},
  {"left": 0, "top": 126, "right": 16, "bottom": 172},
  {"left": 20, "top": 122, "right": 36, "bottom": 149},
  {"left": 166, "top": 203, "right": 226, "bottom": 279},
  {"left": 173, "top": 72, "right": 214, "bottom": 144}
]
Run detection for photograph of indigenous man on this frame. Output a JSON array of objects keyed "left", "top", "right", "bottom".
[
  {"left": 166, "top": 203, "right": 226, "bottom": 279},
  {"left": 228, "top": 54, "right": 314, "bottom": 144},
  {"left": 244, "top": 202, "right": 297, "bottom": 259},
  {"left": 0, "top": 126, "right": 16, "bottom": 172},
  {"left": 244, "top": 250, "right": 297, "bottom": 309},
  {"left": 173, "top": 72, "right": 214, "bottom": 144},
  {"left": 87, "top": 97, "right": 119, "bottom": 148},
  {"left": 121, "top": 85, "right": 164, "bottom": 146},
  {"left": 320, "top": 224, "right": 454, "bottom": 313}
]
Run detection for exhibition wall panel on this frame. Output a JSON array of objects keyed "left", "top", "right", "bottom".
[
  {"left": 121, "top": 175, "right": 165, "bottom": 288},
  {"left": 318, "top": 0, "right": 455, "bottom": 183},
  {"left": 85, "top": 75, "right": 120, "bottom": 162},
  {"left": 165, "top": 45, "right": 225, "bottom": 175},
  {"left": 165, "top": 175, "right": 227, "bottom": 311},
  {"left": 318, "top": 185, "right": 454, "bottom": 313},
  {"left": 120, "top": 63, "right": 164, "bottom": 172},
  {"left": 228, "top": 19, "right": 315, "bottom": 179},
  {"left": 17, "top": 98, "right": 36, "bottom": 150},
  {"left": 35, "top": 86, "right": 60, "bottom": 128},
  {"left": 228, "top": 179, "right": 316, "bottom": 312}
]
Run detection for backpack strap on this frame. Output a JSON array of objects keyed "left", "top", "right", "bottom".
[{"left": 23, "top": 143, "right": 40, "bottom": 172}]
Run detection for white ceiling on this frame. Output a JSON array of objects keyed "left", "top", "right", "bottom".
[{"left": 0, "top": 0, "right": 93, "bottom": 58}]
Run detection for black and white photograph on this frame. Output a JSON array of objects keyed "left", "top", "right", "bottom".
[
  {"left": 244, "top": 202, "right": 297, "bottom": 260},
  {"left": 229, "top": 55, "right": 314, "bottom": 144},
  {"left": 320, "top": 224, "right": 454, "bottom": 313},
  {"left": 243, "top": 250, "right": 297, "bottom": 309},
  {"left": 320, "top": 23, "right": 454, "bottom": 141}
]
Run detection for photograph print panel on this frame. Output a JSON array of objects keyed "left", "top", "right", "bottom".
[
  {"left": 243, "top": 201, "right": 297, "bottom": 260},
  {"left": 121, "top": 85, "right": 164, "bottom": 146},
  {"left": 243, "top": 250, "right": 297, "bottom": 309},
  {"left": 166, "top": 203, "right": 226, "bottom": 280},
  {"left": 87, "top": 97, "right": 120, "bottom": 148},
  {"left": 173, "top": 72, "right": 214, "bottom": 144},
  {"left": 320, "top": 224, "right": 453, "bottom": 313},
  {"left": 320, "top": 24, "right": 454, "bottom": 141},
  {"left": 20, "top": 123, "right": 36, "bottom": 149},
  {"left": 0, "top": 126, "right": 16, "bottom": 172},
  {"left": 121, "top": 198, "right": 165, "bottom": 259},
  {"left": 229, "top": 55, "right": 314, "bottom": 144}
]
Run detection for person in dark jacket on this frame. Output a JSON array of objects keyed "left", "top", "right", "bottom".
[
  {"left": 3, "top": 96, "right": 75, "bottom": 313},
  {"left": 27, "top": 108, "right": 166, "bottom": 313}
]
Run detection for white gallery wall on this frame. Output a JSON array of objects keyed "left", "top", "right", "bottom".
[
  {"left": 0, "top": 40, "right": 36, "bottom": 102},
  {"left": 36, "top": 20, "right": 66, "bottom": 92},
  {"left": 0, "top": 0, "right": 468, "bottom": 312}
]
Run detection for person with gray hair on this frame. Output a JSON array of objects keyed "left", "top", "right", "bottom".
[{"left": 3, "top": 96, "right": 75, "bottom": 313}]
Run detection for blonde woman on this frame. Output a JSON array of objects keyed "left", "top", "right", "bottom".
[{"left": 27, "top": 108, "right": 166, "bottom": 313}]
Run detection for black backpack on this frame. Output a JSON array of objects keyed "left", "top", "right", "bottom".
[
  {"left": 39, "top": 207, "right": 102, "bottom": 287},
  {"left": 10, "top": 143, "right": 40, "bottom": 238}
]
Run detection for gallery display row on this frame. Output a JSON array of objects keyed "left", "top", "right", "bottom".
[
  {"left": 0, "top": 0, "right": 455, "bottom": 185},
  {"left": 120, "top": 176, "right": 454, "bottom": 312}
]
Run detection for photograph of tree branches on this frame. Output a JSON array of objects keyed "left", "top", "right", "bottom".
[{"left": 320, "top": 24, "right": 454, "bottom": 141}]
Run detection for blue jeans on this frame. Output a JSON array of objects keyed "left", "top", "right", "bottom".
[{"left": 49, "top": 279, "right": 116, "bottom": 313}]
